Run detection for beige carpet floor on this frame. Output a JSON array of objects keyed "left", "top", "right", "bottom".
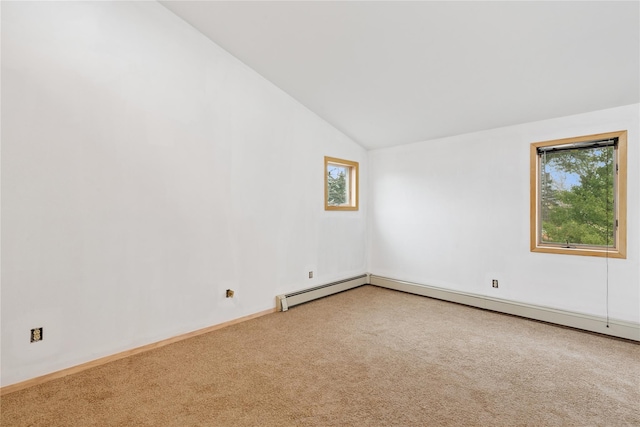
[{"left": 1, "top": 285, "right": 639, "bottom": 426}]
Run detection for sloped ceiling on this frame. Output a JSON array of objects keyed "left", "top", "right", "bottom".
[{"left": 160, "top": 1, "right": 639, "bottom": 149}]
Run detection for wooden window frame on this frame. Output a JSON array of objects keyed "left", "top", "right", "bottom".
[
  {"left": 530, "top": 130, "right": 627, "bottom": 259},
  {"left": 325, "top": 156, "right": 359, "bottom": 211}
]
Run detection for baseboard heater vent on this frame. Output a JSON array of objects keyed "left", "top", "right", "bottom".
[
  {"left": 277, "top": 274, "right": 368, "bottom": 311},
  {"left": 369, "top": 275, "right": 640, "bottom": 342}
]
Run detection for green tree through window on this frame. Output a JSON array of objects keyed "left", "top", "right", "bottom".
[
  {"left": 541, "top": 146, "right": 614, "bottom": 247},
  {"left": 324, "top": 156, "right": 359, "bottom": 211},
  {"left": 530, "top": 130, "right": 626, "bottom": 259},
  {"left": 327, "top": 166, "right": 348, "bottom": 206}
]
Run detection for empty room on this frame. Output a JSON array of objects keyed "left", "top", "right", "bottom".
[{"left": 1, "top": 1, "right": 638, "bottom": 426}]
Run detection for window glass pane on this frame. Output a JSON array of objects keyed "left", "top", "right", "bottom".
[
  {"left": 540, "top": 146, "right": 615, "bottom": 247},
  {"left": 327, "top": 164, "right": 350, "bottom": 206}
]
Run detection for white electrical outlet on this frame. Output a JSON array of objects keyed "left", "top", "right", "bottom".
[{"left": 30, "top": 327, "right": 43, "bottom": 343}]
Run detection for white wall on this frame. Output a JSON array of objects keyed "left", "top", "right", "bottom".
[
  {"left": 369, "top": 104, "right": 639, "bottom": 324},
  {"left": 1, "top": 1, "right": 367, "bottom": 386}
]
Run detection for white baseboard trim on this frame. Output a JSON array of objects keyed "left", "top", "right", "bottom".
[{"left": 369, "top": 275, "right": 640, "bottom": 342}]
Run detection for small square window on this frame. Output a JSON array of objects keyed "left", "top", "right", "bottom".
[{"left": 325, "top": 156, "right": 359, "bottom": 211}]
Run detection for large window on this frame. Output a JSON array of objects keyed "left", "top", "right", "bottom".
[
  {"left": 530, "top": 130, "right": 627, "bottom": 258},
  {"left": 325, "top": 156, "right": 359, "bottom": 211}
]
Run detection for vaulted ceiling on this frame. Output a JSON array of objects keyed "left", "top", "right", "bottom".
[{"left": 161, "top": 1, "right": 639, "bottom": 150}]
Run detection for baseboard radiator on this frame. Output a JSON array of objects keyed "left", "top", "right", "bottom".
[
  {"left": 369, "top": 275, "right": 640, "bottom": 342},
  {"left": 277, "top": 274, "right": 368, "bottom": 311}
]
